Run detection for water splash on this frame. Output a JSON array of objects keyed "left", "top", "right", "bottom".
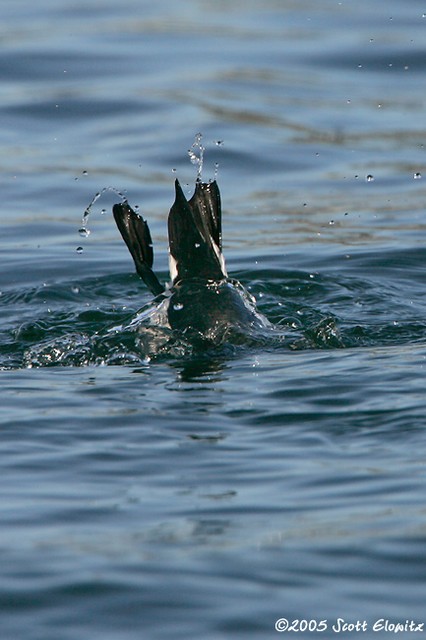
[
  {"left": 188, "top": 132, "right": 205, "bottom": 180},
  {"left": 80, "top": 186, "right": 127, "bottom": 236}
]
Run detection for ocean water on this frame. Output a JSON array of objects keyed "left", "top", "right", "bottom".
[{"left": 2, "top": 0, "right": 426, "bottom": 638}]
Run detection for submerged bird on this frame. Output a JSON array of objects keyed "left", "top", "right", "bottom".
[{"left": 112, "top": 179, "right": 270, "bottom": 345}]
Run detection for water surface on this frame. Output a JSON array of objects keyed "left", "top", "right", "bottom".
[{"left": 2, "top": 1, "right": 426, "bottom": 638}]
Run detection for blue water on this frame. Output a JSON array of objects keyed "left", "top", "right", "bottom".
[{"left": 2, "top": 1, "right": 426, "bottom": 638}]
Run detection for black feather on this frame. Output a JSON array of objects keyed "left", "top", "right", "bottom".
[
  {"left": 113, "top": 202, "right": 164, "bottom": 296},
  {"left": 168, "top": 180, "right": 226, "bottom": 283}
]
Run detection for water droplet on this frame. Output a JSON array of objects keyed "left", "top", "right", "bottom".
[
  {"left": 82, "top": 186, "right": 126, "bottom": 229},
  {"left": 194, "top": 243, "right": 200, "bottom": 248},
  {"left": 100, "top": 208, "right": 106, "bottom": 215},
  {"left": 414, "top": 172, "right": 422, "bottom": 179},
  {"left": 76, "top": 246, "right": 83, "bottom": 254},
  {"left": 188, "top": 132, "right": 205, "bottom": 179},
  {"left": 82, "top": 170, "right": 88, "bottom": 176},
  {"left": 71, "top": 285, "right": 80, "bottom": 294},
  {"left": 172, "top": 168, "right": 177, "bottom": 173},
  {"left": 366, "top": 174, "right": 374, "bottom": 182},
  {"left": 329, "top": 220, "right": 335, "bottom": 225},
  {"left": 173, "top": 303, "right": 184, "bottom": 311},
  {"left": 214, "top": 140, "right": 224, "bottom": 146},
  {"left": 78, "top": 227, "right": 90, "bottom": 238}
]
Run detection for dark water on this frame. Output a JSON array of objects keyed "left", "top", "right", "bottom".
[{"left": 2, "top": 1, "right": 426, "bottom": 638}]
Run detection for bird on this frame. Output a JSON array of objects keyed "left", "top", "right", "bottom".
[{"left": 112, "top": 179, "right": 270, "bottom": 346}]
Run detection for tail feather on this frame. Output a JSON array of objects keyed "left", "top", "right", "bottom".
[
  {"left": 187, "top": 179, "right": 222, "bottom": 253},
  {"left": 168, "top": 180, "right": 227, "bottom": 283}
]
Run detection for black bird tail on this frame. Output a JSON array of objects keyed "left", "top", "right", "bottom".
[
  {"left": 168, "top": 179, "right": 227, "bottom": 284},
  {"left": 113, "top": 202, "right": 165, "bottom": 296}
]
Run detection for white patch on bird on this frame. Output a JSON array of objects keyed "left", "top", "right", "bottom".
[
  {"left": 212, "top": 240, "right": 227, "bottom": 277},
  {"left": 168, "top": 252, "right": 178, "bottom": 282}
]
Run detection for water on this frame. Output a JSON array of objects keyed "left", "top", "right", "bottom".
[
  {"left": 2, "top": 0, "right": 426, "bottom": 638},
  {"left": 188, "top": 132, "right": 205, "bottom": 179}
]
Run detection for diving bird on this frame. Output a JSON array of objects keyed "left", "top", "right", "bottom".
[{"left": 112, "top": 179, "right": 270, "bottom": 345}]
